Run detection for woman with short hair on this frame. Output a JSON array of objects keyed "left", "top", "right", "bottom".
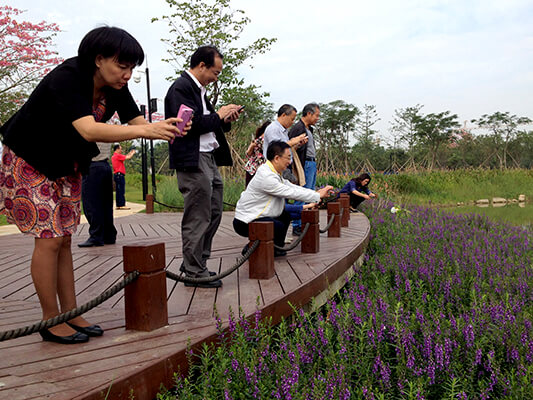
[{"left": 0, "top": 26, "right": 187, "bottom": 344}]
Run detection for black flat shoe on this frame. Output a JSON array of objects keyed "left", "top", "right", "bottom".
[
  {"left": 39, "top": 328, "right": 89, "bottom": 344},
  {"left": 274, "top": 249, "right": 287, "bottom": 257},
  {"left": 77, "top": 240, "right": 104, "bottom": 248},
  {"left": 184, "top": 279, "right": 222, "bottom": 288},
  {"left": 67, "top": 322, "right": 104, "bottom": 337},
  {"left": 179, "top": 265, "right": 216, "bottom": 276}
]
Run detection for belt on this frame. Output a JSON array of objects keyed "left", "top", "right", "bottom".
[
  {"left": 114, "top": 172, "right": 124, "bottom": 175},
  {"left": 305, "top": 157, "right": 315, "bottom": 162}
]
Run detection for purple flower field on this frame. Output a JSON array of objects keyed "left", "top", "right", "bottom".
[{"left": 160, "top": 203, "right": 532, "bottom": 399}]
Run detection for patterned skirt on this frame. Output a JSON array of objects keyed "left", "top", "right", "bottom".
[{"left": 0, "top": 146, "right": 81, "bottom": 238}]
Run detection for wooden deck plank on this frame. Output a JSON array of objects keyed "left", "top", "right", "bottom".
[
  {"left": 237, "top": 261, "right": 263, "bottom": 317},
  {"left": 119, "top": 223, "right": 135, "bottom": 238},
  {"left": 258, "top": 273, "right": 284, "bottom": 305},
  {"left": 274, "top": 259, "right": 301, "bottom": 294},
  {"left": 75, "top": 257, "right": 125, "bottom": 306},
  {"left": 187, "top": 258, "right": 220, "bottom": 319},
  {"left": 166, "top": 258, "right": 194, "bottom": 318},
  {"left": 214, "top": 255, "right": 240, "bottom": 320}
]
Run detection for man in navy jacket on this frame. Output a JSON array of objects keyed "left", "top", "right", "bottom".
[{"left": 164, "top": 46, "right": 242, "bottom": 288}]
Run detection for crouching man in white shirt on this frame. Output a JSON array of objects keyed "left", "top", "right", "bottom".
[{"left": 233, "top": 140, "right": 333, "bottom": 257}]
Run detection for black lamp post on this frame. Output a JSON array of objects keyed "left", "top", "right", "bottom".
[{"left": 134, "top": 59, "right": 158, "bottom": 200}]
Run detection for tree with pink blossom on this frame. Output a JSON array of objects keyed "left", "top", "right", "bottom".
[{"left": 0, "top": 6, "right": 62, "bottom": 124}]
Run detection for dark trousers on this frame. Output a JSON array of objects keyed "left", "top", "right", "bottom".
[
  {"left": 113, "top": 172, "right": 126, "bottom": 207},
  {"left": 82, "top": 161, "right": 117, "bottom": 244},
  {"left": 177, "top": 152, "right": 223, "bottom": 277},
  {"left": 233, "top": 210, "right": 291, "bottom": 248},
  {"left": 349, "top": 193, "right": 365, "bottom": 209}
]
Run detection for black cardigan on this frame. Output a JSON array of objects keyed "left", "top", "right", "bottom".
[
  {"left": 164, "top": 71, "right": 232, "bottom": 171},
  {"left": 288, "top": 119, "right": 314, "bottom": 166},
  {"left": 0, "top": 57, "right": 141, "bottom": 180}
]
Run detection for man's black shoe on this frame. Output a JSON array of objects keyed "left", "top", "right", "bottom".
[
  {"left": 78, "top": 240, "right": 104, "bottom": 248},
  {"left": 179, "top": 265, "right": 216, "bottom": 276},
  {"left": 292, "top": 227, "right": 302, "bottom": 236},
  {"left": 184, "top": 279, "right": 222, "bottom": 288},
  {"left": 274, "top": 249, "right": 287, "bottom": 257}
]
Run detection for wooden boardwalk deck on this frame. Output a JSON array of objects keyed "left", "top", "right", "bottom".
[{"left": 0, "top": 210, "right": 370, "bottom": 400}]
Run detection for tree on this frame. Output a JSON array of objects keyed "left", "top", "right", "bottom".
[
  {"left": 471, "top": 111, "right": 532, "bottom": 169},
  {"left": 0, "top": 6, "right": 61, "bottom": 124},
  {"left": 354, "top": 104, "right": 380, "bottom": 148},
  {"left": 152, "top": 0, "right": 276, "bottom": 176},
  {"left": 389, "top": 105, "right": 423, "bottom": 170},
  {"left": 413, "top": 111, "right": 460, "bottom": 170},
  {"left": 315, "top": 100, "right": 360, "bottom": 173},
  {"left": 152, "top": 0, "right": 276, "bottom": 108}
]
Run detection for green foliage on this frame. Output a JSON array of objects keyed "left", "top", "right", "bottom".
[
  {"left": 315, "top": 100, "right": 361, "bottom": 173},
  {"left": 413, "top": 111, "right": 460, "bottom": 170},
  {"left": 152, "top": 0, "right": 276, "bottom": 107},
  {"left": 471, "top": 111, "right": 532, "bottom": 170}
]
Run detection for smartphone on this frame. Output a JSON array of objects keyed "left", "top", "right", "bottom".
[
  {"left": 172, "top": 104, "right": 194, "bottom": 144},
  {"left": 238, "top": 105, "right": 245, "bottom": 111}
]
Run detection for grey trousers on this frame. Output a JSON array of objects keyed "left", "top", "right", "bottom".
[{"left": 177, "top": 152, "right": 223, "bottom": 277}]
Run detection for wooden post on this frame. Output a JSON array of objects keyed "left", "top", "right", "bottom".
[
  {"left": 146, "top": 194, "right": 154, "bottom": 214},
  {"left": 339, "top": 194, "right": 350, "bottom": 227},
  {"left": 123, "top": 243, "right": 168, "bottom": 331},
  {"left": 327, "top": 202, "right": 341, "bottom": 238},
  {"left": 248, "top": 221, "right": 275, "bottom": 279},
  {"left": 301, "top": 208, "right": 319, "bottom": 253}
]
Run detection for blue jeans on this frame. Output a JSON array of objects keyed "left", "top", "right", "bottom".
[
  {"left": 114, "top": 172, "right": 126, "bottom": 207},
  {"left": 292, "top": 160, "right": 317, "bottom": 229}
]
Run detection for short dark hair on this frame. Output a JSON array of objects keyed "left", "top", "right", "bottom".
[
  {"left": 266, "top": 140, "right": 290, "bottom": 161},
  {"left": 113, "top": 144, "right": 121, "bottom": 151},
  {"left": 190, "top": 46, "right": 223, "bottom": 69},
  {"left": 78, "top": 26, "right": 144, "bottom": 73},
  {"left": 277, "top": 104, "right": 297, "bottom": 117},
  {"left": 302, "top": 103, "right": 319, "bottom": 117}
]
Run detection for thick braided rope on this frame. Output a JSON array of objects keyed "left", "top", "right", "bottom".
[
  {"left": 319, "top": 208, "right": 344, "bottom": 233},
  {"left": 274, "top": 222, "right": 311, "bottom": 251},
  {"left": 0, "top": 271, "right": 140, "bottom": 342},
  {"left": 320, "top": 213, "right": 336, "bottom": 233},
  {"left": 153, "top": 199, "right": 183, "bottom": 210},
  {"left": 166, "top": 240, "right": 260, "bottom": 283}
]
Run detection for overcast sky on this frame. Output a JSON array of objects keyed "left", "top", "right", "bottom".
[{"left": 6, "top": 0, "right": 533, "bottom": 143}]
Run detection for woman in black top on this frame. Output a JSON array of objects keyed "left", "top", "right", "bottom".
[{"left": 0, "top": 27, "right": 187, "bottom": 344}]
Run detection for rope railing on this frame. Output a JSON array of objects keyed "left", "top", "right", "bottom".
[
  {"left": 274, "top": 222, "right": 310, "bottom": 251},
  {"left": 318, "top": 207, "right": 342, "bottom": 233},
  {"left": 166, "top": 239, "right": 260, "bottom": 283},
  {"left": 153, "top": 198, "right": 183, "bottom": 210},
  {"left": 152, "top": 198, "right": 236, "bottom": 211},
  {"left": 0, "top": 270, "right": 140, "bottom": 342}
]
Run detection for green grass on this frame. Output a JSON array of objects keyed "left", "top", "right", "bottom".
[
  {"left": 317, "top": 168, "right": 533, "bottom": 206},
  {"left": 446, "top": 203, "right": 533, "bottom": 228}
]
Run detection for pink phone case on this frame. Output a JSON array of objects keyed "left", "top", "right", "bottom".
[{"left": 171, "top": 104, "right": 194, "bottom": 144}]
